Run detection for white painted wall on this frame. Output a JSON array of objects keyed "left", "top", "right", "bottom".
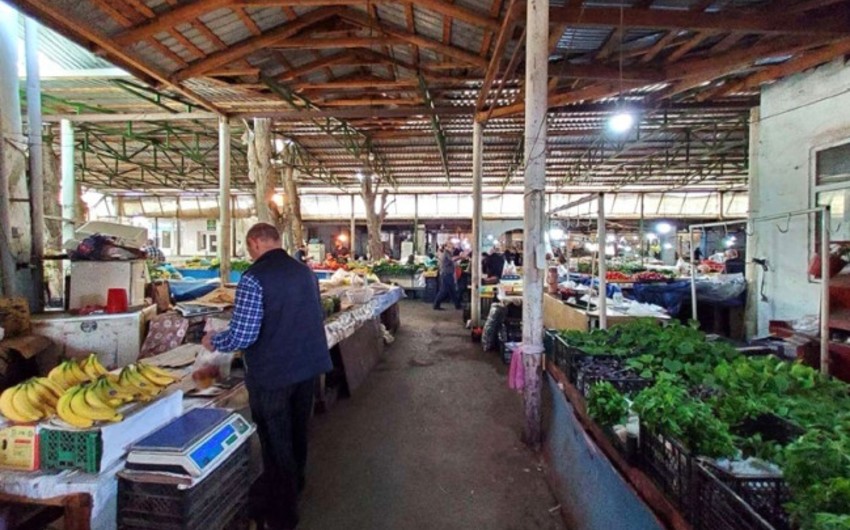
[{"left": 750, "top": 58, "right": 850, "bottom": 335}]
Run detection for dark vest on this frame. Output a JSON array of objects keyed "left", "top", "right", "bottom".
[{"left": 243, "top": 248, "right": 332, "bottom": 390}]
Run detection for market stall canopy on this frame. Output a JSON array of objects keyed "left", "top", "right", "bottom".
[{"left": 11, "top": 0, "right": 850, "bottom": 193}]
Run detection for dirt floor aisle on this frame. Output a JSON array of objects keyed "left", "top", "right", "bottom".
[{"left": 299, "top": 299, "right": 566, "bottom": 530}]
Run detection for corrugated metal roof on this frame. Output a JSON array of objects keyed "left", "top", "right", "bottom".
[
  {"left": 557, "top": 27, "right": 611, "bottom": 53},
  {"left": 19, "top": 19, "right": 114, "bottom": 71}
]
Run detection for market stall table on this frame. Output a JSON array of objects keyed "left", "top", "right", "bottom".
[{"left": 543, "top": 293, "right": 669, "bottom": 332}]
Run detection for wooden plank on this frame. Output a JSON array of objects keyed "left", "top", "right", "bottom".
[
  {"left": 270, "top": 36, "right": 406, "bottom": 49},
  {"left": 13, "top": 0, "right": 224, "bottom": 113},
  {"left": 277, "top": 51, "right": 353, "bottom": 80},
  {"left": 173, "top": 7, "right": 343, "bottom": 80},
  {"left": 665, "top": 30, "right": 714, "bottom": 63},
  {"left": 475, "top": 0, "right": 519, "bottom": 111},
  {"left": 482, "top": 81, "right": 633, "bottom": 120},
  {"left": 338, "top": 9, "right": 490, "bottom": 68},
  {"left": 549, "top": 5, "right": 850, "bottom": 35},
  {"left": 639, "top": 31, "right": 678, "bottom": 63},
  {"left": 555, "top": 63, "right": 665, "bottom": 82},
  {"left": 707, "top": 37, "right": 850, "bottom": 99},
  {"left": 234, "top": 7, "right": 263, "bottom": 36},
  {"left": 114, "top": 0, "right": 231, "bottom": 45},
  {"left": 294, "top": 79, "right": 419, "bottom": 89}
]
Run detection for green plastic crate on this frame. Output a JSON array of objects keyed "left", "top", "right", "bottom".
[{"left": 40, "top": 428, "right": 103, "bottom": 473}]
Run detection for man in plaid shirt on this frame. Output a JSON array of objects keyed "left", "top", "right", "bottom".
[{"left": 203, "top": 223, "right": 331, "bottom": 530}]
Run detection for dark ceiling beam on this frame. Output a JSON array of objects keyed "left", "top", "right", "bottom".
[
  {"left": 172, "top": 7, "right": 343, "bottom": 81},
  {"left": 549, "top": 6, "right": 850, "bottom": 35},
  {"left": 475, "top": 0, "right": 519, "bottom": 113},
  {"left": 114, "top": 0, "right": 230, "bottom": 45}
]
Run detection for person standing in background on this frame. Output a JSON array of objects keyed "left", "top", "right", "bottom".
[
  {"left": 433, "top": 242, "right": 465, "bottom": 310},
  {"left": 202, "top": 223, "right": 332, "bottom": 530},
  {"left": 143, "top": 238, "right": 165, "bottom": 263}
]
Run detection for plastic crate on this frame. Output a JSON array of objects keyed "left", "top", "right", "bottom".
[
  {"left": 691, "top": 462, "right": 775, "bottom": 530},
  {"left": 575, "top": 357, "right": 653, "bottom": 398},
  {"left": 703, "top": 461, "right": 791, "bottom": 530},
  {"left": 639, "top": 424, "right": 694, "bottom": 517},
  {"left": 40, "top": 428, "right": 102, "bottom": 474},
  {"left": 118, "top": 443, "right": 250, "bottom": 530},
  {"left": 734, "top": 413, "right": 804, "bottom": 446}
]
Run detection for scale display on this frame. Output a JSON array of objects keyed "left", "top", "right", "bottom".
[{"left": 127, "top": 408, "right": 254, "bottom": 478}]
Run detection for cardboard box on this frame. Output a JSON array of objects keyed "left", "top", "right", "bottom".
[
  {"left": 0, "top": 425, "right": 39, "bottom": 471},
  {"left": 0, "top": 297, "right": 32, "bottom": 338}
]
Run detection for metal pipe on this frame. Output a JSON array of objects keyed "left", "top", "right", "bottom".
[
  {"left": 350, "top": 194, "right": 356, "bottom": 257},
  {"left": 598, "top": 193, "right": 607, "bottom": 330},
  {"left": 25, "top": 17, "right": 44, "bottom": 311},
  {"left": 471, "top": 121, "right": 483, "bottom": 326},
  {"left": 690, "top": 225, "right": 698, "bottom": 321},
  {"left": 821, "top": 207, "right": 831, "bottom": 376},
  {"left": 218, "top": 116, "right": 232, "bottom": 283}
]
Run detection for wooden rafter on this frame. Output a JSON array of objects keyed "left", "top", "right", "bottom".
[
  {"left": 114, "top": 0, "right": 231, "bottom": 45},
  {"left": 278, "top": 51, "right": 353, "bottom": 81},
  {"left": 337, "top": 9, "right": 489, "bottom": 68},
  {"left": 475, "top": 0, "right": 519, "bottom": 113},
  {"left": 172, "top": 7, "right": 344, "bottom": 81},
  {"left": 549, "top": 5, "right": 850, "bottom": 35}
]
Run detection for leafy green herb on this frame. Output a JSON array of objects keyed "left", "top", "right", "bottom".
[{"left": 587, "top": 382, "right": 629, "bottom": 427}]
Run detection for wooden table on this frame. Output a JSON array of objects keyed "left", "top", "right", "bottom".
[
  {"left": 543, "top": 293, "right": 667, "bottom": 331},
  {"left": 0, "top": 492, "right": 91, "bottom": 530}
]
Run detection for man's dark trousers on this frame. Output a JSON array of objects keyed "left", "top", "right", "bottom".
[
  {"left": 433, "top": 273, "right": 461, "bottom": 309},
  {"left": 249, "top": 377, "right": 315, "bottom": 530}
]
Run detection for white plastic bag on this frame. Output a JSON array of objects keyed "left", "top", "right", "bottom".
[{"left": 191, "top": 349, "right": 232, "bottom": 388}]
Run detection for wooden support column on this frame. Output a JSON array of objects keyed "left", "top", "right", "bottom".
[
  {"left": 25, "top": 18, "right": 44, "bottom": 310},
  {"left": 597, "top": 193, "right": 608, "bottom": 329},
  {"left": 60, "top": 119, "right": 76, "bottom": 245},
  {"left": 350, "top": 194, "right": 356, "bottom": 257},
  {"left": 0, "top": 101, "right": 12, "bottom": 297},
  {"left": 471, "top": 121, "right": 484, "bottom": 326},
  {"left": 218, "top": 116, "right": 232, "bottom": 283},
  {"left": 249, "top": 118, "right": 274, "bottom": 224},
  {"left": 522, "top": 0, "right": 548, "bottom": 448}
]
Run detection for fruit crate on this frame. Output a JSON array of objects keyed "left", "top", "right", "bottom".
[
  {"left": 575, "top": 357, "right": 653, "bottom": 399},
  {"left": 702, "top": 460, "right": 791, "bottom": 530},
  {"left": 691, "top": 462, "right": 775, "bottom": 530},
  {"left": 638, "top": 424, "right": 695, "bottom": 518},
  {"left": 118, "top": 443, "right": 250, "bottom": 530},
  {"left": 40, "top": 428, "right": 102, "bottom": 474}
]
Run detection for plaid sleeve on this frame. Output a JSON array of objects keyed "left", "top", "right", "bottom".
[{"left": 211, "top": 273, "right": 264, "bottom": 352}]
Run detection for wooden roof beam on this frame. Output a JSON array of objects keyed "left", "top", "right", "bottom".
[
  {"left": 480, "top": 82, "right": 637, "bottom": 120},
  {"left": 277, "top": 51, "right": 354, "bottom": 81},
  {"left": 172, "top": 7, "right": 343, "bottom": 81},
  {"left": 703, "top": 37, "right": 850, "bottom": 100},
  {"left": 554, "top": 63, "right": 665, "bottom": 82},
  {"left": 270, "top": 37, "right": 406, "bottom": 49},
  {"left": 549, "top": 6, "right": 850, "bottom": 35},
  {"left": 115, "top": 0, "right": 231, "bottom": 45},
  {"left": 337, "top": 9, "right": 489, "bottom": 68},
  {"left": 475, "top": 0, "right": 519, "bottom": 113}
]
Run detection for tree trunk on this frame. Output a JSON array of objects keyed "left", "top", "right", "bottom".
[
  {"left": 247, "top": 118, "right": 274, "bottom": 224},
  {"left": 360, "top": 177, "right": 389, "bottom": 260},
  {"left": 282, "top": 165, "right": 303, "bottom": 249}
]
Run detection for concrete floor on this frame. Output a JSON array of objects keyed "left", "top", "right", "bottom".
[{"left": 299, "top": 299, "right": 566, "bottom": 530}]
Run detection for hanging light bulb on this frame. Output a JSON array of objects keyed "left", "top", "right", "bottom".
[{"left": 609, "top": 111, "right": 635, "bottom": 133}]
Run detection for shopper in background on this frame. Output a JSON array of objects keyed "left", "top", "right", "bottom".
[
  {"left": 433, "top": 242, "right": 465, "bottom": 310},
  {"left": 487, "top": 244, "right": 506, "bottom": 282},
  {"left": 202, "top": 223, "right": 332, "bottom": 530},
  {"left": 143, "top": 239, "right": 165, "bottom": 263},
  {"left": 293, "top": 243, "right": 310, "bottom": 265}
]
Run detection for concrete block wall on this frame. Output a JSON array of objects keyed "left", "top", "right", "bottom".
[{"left": 749, "top": 58, "right": 850, "bottom": 335}]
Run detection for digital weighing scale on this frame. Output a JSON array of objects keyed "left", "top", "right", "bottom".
[{"left": 126, "top": 408, "right": 255, "bottom": 478}]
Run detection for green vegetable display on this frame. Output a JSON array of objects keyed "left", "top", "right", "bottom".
[
  {"left": 559, "top": 319, "right": 850, "bottom": 528},
  {"left": 587, "top": 381, "right": 629, "bottom": 428},
  {"left": 369, "top": 261, "right": 425, "bottom": 276}
]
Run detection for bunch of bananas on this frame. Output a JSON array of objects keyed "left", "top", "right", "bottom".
[
  {"left": 0, "top": 354, "right": 179, "bottom": 428},
  {"left": 0, "top": 377, "right": 65, "bottom": 423},
  {"left": 46, "top": 353, "right": 109, "bottom": 390}
]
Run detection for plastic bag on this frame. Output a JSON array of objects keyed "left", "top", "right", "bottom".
[{"left": 191, "top": 349, "right": 232, "bottom": 389}]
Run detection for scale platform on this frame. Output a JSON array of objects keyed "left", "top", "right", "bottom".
[{"left": 126, "top": 408, "right": 254, "bottom": 478}]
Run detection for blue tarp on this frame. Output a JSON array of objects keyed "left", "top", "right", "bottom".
[
  {"left": 169, "top": 279, "right": 221, "bottom": 302},
  {"left": 632, "top": 280, "right": 692, "bottom": 316}
]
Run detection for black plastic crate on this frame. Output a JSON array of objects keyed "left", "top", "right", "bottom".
[
  {"left": 638, "top": 424, "right": 694, "bottom": 517},
  {"left": 735, "top": 413, "right": 804, "bottom": 446},
  {"left": 703, "top": 460, "right": 791, "bottom": 530},
  {"left": 691, "top": 462, "right": 775, "bottom": 530},
  {"left": 575, "top": 357, "right": 653, "bottom": 398},
  {"left": 118, "top": 443, "right": 250, "bottom": 530}
]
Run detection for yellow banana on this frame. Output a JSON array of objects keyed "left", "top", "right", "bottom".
[
  {"left": 0, "top": 386, "right": 37, "bottom": 423},
  {"left": 66, "top": 361, "right": 90, "bottom": 385},
  {"left": 12, "top": 383, "right": 44, "bottom": 421},
  {"left": 81, "top": 358, "right": 100, "bottom": 380},
  {"left": 139, "top": 363, "right": 178, "bottom": 381},
  {"left": 92, "top": 378, "right": 125, "bottom": 407},
  {"left": 84, "top": 384, "right": 120, "bottom": 413},
  {"left": 37, "top": 377, "right": 65, "bottom": 399},
  {"left": 128, "top": 366, "right": 163, "bottom": 396},
  {"left": 48, "top": 364, "right": 71, "bottom": 390},
  {"left": 138, "top": 364, "right": 175, "bottom": 387},
  {"left": 88, "top": 354, "right": 109, "bottom": 376},
  {"left": 104, "top": 377, "right": 136, "bottom": 402},
  {"left": 119, "top": 369, "right": 158, "bottom": 400},
  {"left": 25, "top": 379, "right": 57, "bottom": 413},
  {"left": 56, "top": 388, "right": 94, "bottom": 429},
  {"left": 69, "top": 385, "right": 120, "bottom": 422}
]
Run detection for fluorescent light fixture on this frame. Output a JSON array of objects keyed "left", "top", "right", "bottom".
[
  {"left": 356, "top": 171, "right": 364, "bottom": 181},
  {"left": 645, "top": 233, "right": 657, "bottom": 241},
  {"left": 337, "top": 234, "right": 348, "bottom": 242},
  {"left": 663, "top": 242, "right": 673, "bottom": 250},
  {"left": 608, "top": 111, "right": 635, "bottom": 133},
  {"left": 585, "top": 242, "right": 598, "bottom": 252},
  {"left": 486, "top": 234, "right": 495, "bottom": 241},
  {"left": 633, "top": 235, "right": 639, "bottom": 241},
  {"left": 549, "top": 228, "right": 565, "bottom": 240},
  {"left": 655, "top": 222, "right": 673, "bottom": 235},
  {"left": 724, "top": 239, "right": 735, "bottom": 248},
  {"left": 605, "top": 234, "right": 616, "bottom": 243}
]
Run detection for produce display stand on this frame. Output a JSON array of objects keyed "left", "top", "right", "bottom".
[{"left": 543, "top": 293, "right": 668, "bottom": 332}]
